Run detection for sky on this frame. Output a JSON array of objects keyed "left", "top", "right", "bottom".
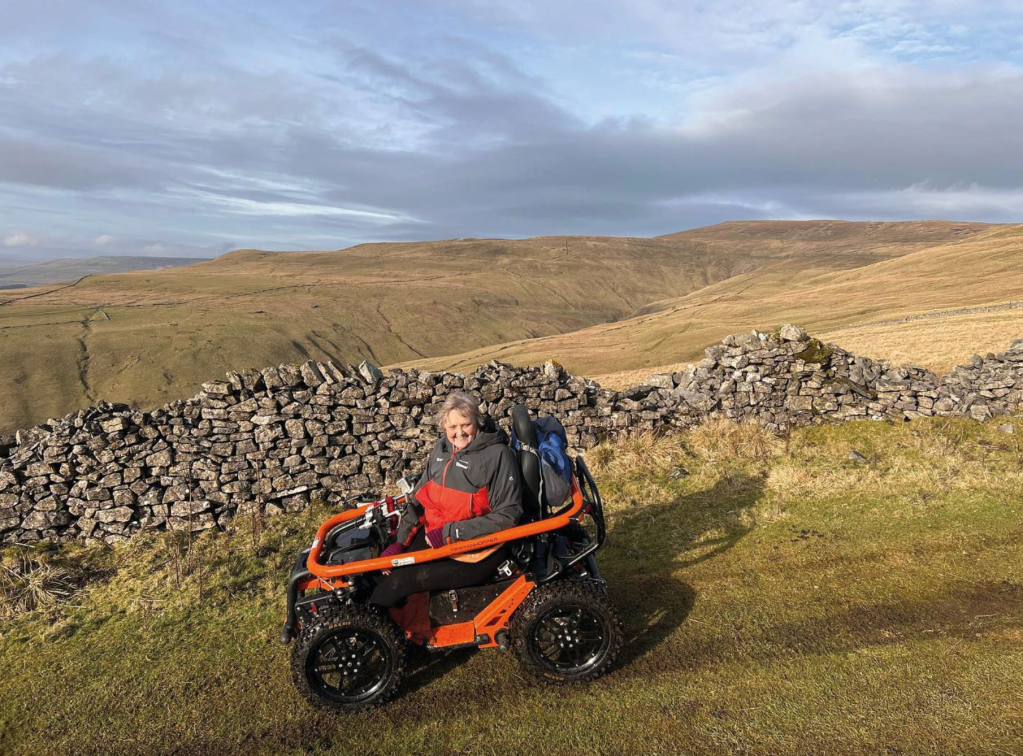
[{"left": 2, "top": 0, "right": 1023, "bottom": 260}]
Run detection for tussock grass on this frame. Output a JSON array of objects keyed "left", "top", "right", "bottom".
[
  {"left": 0, "top": 554, "right": 76, "bottom": 619},
  {"left": 588, "top": 430, "right": 687, "bottom": 477},
  {"left": 686, "top": 417, "right": 781, "bottom": 462},
  {"left": 2, "top": 417, "right": 1023, "bottom": 755}
]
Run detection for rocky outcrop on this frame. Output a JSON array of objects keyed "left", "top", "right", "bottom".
[{"left": 2, "top": 326, "right": 1022, "bottom": 545}]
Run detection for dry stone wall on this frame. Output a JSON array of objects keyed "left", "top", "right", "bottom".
[{"left": 3, "top": 325, "right": 1023, "bottom": 546}]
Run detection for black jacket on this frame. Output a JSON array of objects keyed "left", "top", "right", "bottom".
[{"left": 396, "top": 421, "right": 523, "bottom": 546}]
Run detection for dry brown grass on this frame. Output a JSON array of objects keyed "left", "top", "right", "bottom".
[
  {"left": 816, "top": 308, "right": 1023, "bottom": 373},
  {"left": 587, "top": 430, "right": 687, "bottom": 477},
  {"left": 0, "top": 554, "right": 76, "bottom": 619},
  {"left": 410, "top": 223, "right": 1023, "bottom": 385},
  {"left": 2, "top": 220, "right": 1002, "bottom": 433},
  {"left": 0, "top": 233, "right": 763, "bottom": 433},
  {"left": 594, "top": 307, "right": 1023, "bottom": 391},
  {"left": 685, "top": 417, "right": 782, "bottom": 462}
]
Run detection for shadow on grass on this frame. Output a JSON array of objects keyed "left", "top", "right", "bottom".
[
  {"left": 603, "top": 471, "right": 766, "bottom": 671},
  {"left": 402, "top": 645, "right": 476, "bottom": 696},
  {"left": 622, "top": 577, "right": 1023, "bottom": 681}
]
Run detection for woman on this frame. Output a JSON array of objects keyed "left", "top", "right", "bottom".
[{"left": 369, "top": 391, "right": 523, "bottom": 608}]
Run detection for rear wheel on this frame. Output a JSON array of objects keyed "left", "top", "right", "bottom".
[
  {"left": 510, "top": 580, "right": 622, "bottom": 684},
  {"left": 290, "top": 603, "right": 406, "bottom": 711}
]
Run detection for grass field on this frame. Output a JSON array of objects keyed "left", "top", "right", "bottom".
[
  {"left": 3, "top": 417, "right": 1022, "bottom": 755},
  {"left": 0, "top": 220, "right": 997, "bottom": 434},
  {"left": 594, "top": 307, "right": 1023, "bottom": 391}
]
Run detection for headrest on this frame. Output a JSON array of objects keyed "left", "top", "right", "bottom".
[{"left": 511, "top": 404, "right": 541, "bottom": 521}]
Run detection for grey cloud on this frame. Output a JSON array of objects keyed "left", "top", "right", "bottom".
[
  {"left": 334, "top": 42, "right": 580, "bottom": 146},
  {"left": 0, "top": 130, "right": 152, "bottom": 190},
  {"left": 2, "top": 2, "right": 1022, "bottom": 262},
  {"left": 232, "top": 65, "right": 1023, "bottom": 240}
]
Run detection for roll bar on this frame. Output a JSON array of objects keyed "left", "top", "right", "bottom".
[{"left": 305, "top": 478, "right": 586, "bottom": 580}]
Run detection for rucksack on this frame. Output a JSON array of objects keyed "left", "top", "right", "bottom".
[{"left": 511, "top": 415, "right": 574, "bottom": 509}]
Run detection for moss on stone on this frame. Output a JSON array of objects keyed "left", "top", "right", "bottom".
[{"left": 795, "top": 339, "right": 834, "bottom": 366}]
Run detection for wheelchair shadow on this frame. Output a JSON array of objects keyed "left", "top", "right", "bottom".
[
  {"left": 400, "top": 471, "right": 765, "bottom": 691},
  {"left": 402, "top": 645, "right": 476, "bottom": 696},
  {"left": 602, "top": 471, "right": 766, "bottom": 669}
]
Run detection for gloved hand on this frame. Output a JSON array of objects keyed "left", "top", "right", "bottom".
[
  {"left": 425, "top": 527, "right": 446, "bottom": 549},
  {"left": 380, "top": 542, "right": 405, "bottom": 558}
]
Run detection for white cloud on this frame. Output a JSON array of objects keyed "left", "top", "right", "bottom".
[
  {"left": 830, "top": 182, "right": 1023, "bottom": 219},
  {"left": 194, "top": 191, "right": 422, "bottom": 224},
  {"left": 93, "top": 233, "right": 113, "bottom": 245},
  {"left": 3, "top": 232, "right": 38, "bottom": 247}
]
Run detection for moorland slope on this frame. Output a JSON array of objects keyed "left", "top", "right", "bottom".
[
  {"left": 403, "top": 222, "right": 1023, "bottom": 385},
  {"left": 0, "top": 221, "right": 993, "bottom": 433},
  {"left": 0, "top": 234, "right": 739, "bottom": 432}
]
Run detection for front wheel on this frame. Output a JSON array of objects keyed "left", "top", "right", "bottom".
[
  {"left": 510, "top": 580, "right": 623, "bottom": 684},
  {"left": 290, "top": 603, "right": 407, "bottom": 711}
]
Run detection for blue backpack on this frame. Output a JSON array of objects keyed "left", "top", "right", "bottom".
[{"left": 511, "top": 415, "right": 574, "bottom": 508}]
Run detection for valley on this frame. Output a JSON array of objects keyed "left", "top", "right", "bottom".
[{"left": 0, "top": 220, "right": 1012, "bottom": 433}]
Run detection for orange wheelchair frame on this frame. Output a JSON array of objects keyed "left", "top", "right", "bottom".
[{"left": 282, "top": 458, "right": 604, "bottom": 650}]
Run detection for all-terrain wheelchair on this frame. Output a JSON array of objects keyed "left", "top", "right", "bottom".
[{"left": 280, "top": 405, "right": 622, "bottom": 711}]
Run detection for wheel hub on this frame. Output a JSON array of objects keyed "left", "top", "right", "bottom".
[
  {"left": 307, "top": 627, "right": 390, "bottom": 703},
  {"left": 532, "top": 604, "right": 607, "bottom": 672}
]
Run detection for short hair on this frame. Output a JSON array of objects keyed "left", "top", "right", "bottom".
[{"left": 437, "top": 391, "right": 484, "bottom": 432}]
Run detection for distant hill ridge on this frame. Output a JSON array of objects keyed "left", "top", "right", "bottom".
[
  {"left": 404, "top": 221, "right": 1023, "bottom": 383},
  {"left": 0, "top": 255, "right": 207, "bottom": 289}
]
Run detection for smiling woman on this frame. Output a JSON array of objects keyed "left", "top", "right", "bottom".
[
  {"left": 438, "top": 391, "right": 484, "bottom": 452},
  {"left": 367, "top": 391, "right": 524, "bottom": 608}
]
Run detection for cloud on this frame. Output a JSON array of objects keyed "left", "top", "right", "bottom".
[
  {"left": 1, "top": 0, "right": 1022, "bottom": 262},
  {"left": 825, "top": 182, "right": 1023, "bottom": 221},
  {"left": 3, "top": 232, "right": 38, "bottom": 248}
]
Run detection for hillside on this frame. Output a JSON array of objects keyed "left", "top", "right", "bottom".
[
  {"left": 403, "top": 222, "right": 1023, "bottom": 383},
  {"left": 0, "top": 256, "right": 209, "bottom": 290},
  {"left": 0, "top": 221, "right": 993, "bottom": 433},
  {"left": 0, "top": 234, "right": 744, "bottom": 433},
  {"left": 2, "top": 418, "right": 1021, "bottom": 755}
]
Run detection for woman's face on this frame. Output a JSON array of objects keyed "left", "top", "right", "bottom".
[{"left": 444, "top": 409, "right": 478, "bottom": 452}]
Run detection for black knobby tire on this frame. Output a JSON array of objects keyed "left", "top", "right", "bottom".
[
  {"left": 290, "top": 603, "right": 407, "bottom": 712},
  {"left": 510, "top": 580, "right": 623, "bottom": 684}
]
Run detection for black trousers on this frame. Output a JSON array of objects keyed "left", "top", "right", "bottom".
[{"left": 368, "top": 531, "right": 509, "bottom": 609}]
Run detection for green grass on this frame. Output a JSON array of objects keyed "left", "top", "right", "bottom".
[{"left": 3, "top": 417, "right": 1023, "bottom": 755}]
